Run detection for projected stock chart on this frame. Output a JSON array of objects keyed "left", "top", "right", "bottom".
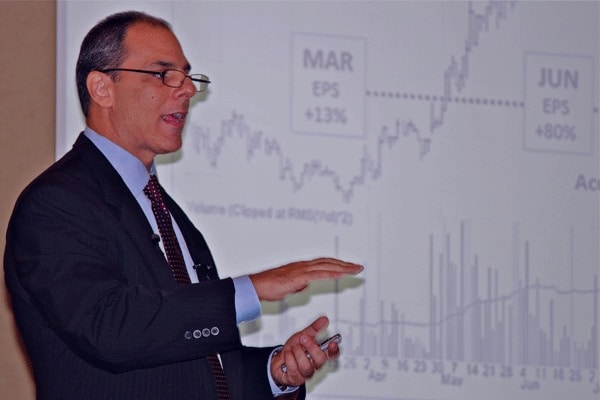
[{"left": 58, "top": 1, "right": 599, "bottom": 399}]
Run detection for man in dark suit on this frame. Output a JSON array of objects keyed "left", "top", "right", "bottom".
[{"left": 3, "top": 11, "right": 363, "bottom": 400}]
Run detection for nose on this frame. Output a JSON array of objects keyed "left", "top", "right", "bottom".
[{"left": 174, "top": 76, "right": 197, "bottom": 99}]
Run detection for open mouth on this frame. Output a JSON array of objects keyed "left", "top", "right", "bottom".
[{"left": 162, "top": 112, "right": 187, "bottom": 124}]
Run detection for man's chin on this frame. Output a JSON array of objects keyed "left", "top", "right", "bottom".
[{"left": 162, "top": 138, "right": 184, "bottom": 155}]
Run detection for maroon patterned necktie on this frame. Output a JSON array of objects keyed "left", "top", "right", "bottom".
[{"left": 144, "top": 174, "right": 230, "bottom": 400}]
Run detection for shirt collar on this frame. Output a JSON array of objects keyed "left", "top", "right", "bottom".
[{"left": 83, "top": 127, "right": 156, "bottom": 195}]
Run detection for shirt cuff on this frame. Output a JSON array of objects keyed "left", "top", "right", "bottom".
[
  {"left": 267, "top": 347, "right": 299, "bottom": 396},
  {"left": 232, "top": 275, "right": 261, "bottom": 323}
]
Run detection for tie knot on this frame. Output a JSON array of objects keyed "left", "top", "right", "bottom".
[{"left": 144, "top": 175, "right": 169, "bottom": 214}]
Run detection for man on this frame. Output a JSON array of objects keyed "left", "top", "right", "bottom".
[{"left": 3, "top": 11, "right": 363, "bottom": 400}]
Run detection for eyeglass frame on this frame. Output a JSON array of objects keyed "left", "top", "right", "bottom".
[{"left": 98, "top": 68, "right": 211, "bottom": 92}]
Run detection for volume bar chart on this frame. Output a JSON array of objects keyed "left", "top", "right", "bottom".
[
  {"left": 331, "top": 220, "right": 598, "bottom": 397},
  {"left": 340, "top": 221, "right": 597, "bottom": 368}
]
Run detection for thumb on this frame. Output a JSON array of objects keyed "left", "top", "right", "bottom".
[{"left": 308, "top": 316, "right": 329, "bottom": 335}]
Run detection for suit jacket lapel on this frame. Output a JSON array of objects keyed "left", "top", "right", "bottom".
[{"left": 72, "top": 134, "right": 179, "bottom": 289}]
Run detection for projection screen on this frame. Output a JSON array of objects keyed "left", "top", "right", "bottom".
[{"left": 57, "top": 1, "right": 599, "bottom": 399}]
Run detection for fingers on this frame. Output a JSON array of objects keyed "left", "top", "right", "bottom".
[
  {"left": 292, "top": 340, "right": 318, "bottom": 377},
  {"left": 323, "top": 340, "right": 340, "bottom": 359},
  {"left": 271, "top": 346, "right": 307, "bottom": 387},
  {"left": 276, "top": 338, "right": 328, "bottom": 386},
  {"left": 273, "top": 317, "right": 337, "bottom": 387},
  {"left": 251, "top": 257, "right": 363, "bottom": 302},
  {"left": 303, "top": 257, "right": 364, "bottom": 275},
  {"left": 300, "top": 334, "right": 328, "bottom": 368}
]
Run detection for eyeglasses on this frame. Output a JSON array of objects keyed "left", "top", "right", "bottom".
[{"left": 98, "top": 68, "right": 211, "bottom": 92}]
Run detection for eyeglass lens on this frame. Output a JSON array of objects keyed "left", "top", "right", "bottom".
[{"left": 164, "top": 70, "right": 209, "bottom": 92}]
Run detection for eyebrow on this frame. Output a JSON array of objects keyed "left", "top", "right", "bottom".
[{"left": 151, "top": 60, "right": 192, "bottom": 73}]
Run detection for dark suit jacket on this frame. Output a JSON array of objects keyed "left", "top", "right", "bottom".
[{"left": 4, "top": 134, "right": 305, "bottom": 400}]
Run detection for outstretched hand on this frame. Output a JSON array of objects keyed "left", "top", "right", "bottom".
[
  {"left": 270, "top": 316, "right": 338, "bottom": 388},
  {"left": 250, "top": 257, "right": 363, "bottom": 302}
]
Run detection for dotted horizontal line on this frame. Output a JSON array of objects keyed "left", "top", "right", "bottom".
[{"left": 366, "top": 90, "right": 524, "bottom": 108}]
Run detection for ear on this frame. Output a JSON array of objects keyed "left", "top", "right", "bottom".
[{"left": 86, "top": 71, "right": 114, "bottom": 109}]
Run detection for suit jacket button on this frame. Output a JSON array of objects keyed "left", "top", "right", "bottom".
[
  {"left": 184, "top": 331, "right": 192, "bottom": 340},
  {"left": 211, "top": 327, "right": 220, "bottom": 336},
  {"left": 193, "top": 330, "right": 202, "bottom": 339}
]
